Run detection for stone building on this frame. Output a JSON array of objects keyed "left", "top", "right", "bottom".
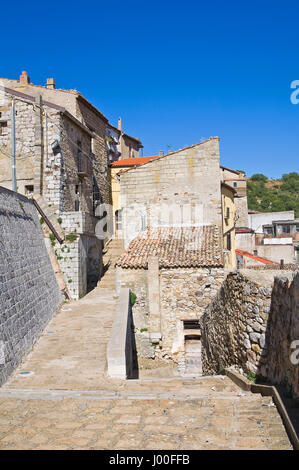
[
  {"left": 110, "top": 156, "right": 159, "bottom": 235},
  {"left": 110, "top": 138, "right": 240, "bottom": 372},
  {"left": 220, "top": 166, "right": 249, "bottom": 227},
  {"left": 118, "top": 138, "right": 236, "bottom": 269},
  {"left": 221, "top": 182, "right": 237, "bottom": 269},
  {"left": 0, "top": 72, "right": 143, "bottom": 299},
  {"left": 107, "top": 118, "right": 143, "bottom": 162},
  {"left": 115, "top": 226, "right": 226, "bottom": 373},
  {"left": 236, "top": 211, "right": 298, "bottom": 266}
]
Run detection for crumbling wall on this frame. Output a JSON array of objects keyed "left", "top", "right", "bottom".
[{"left": 0, "top": 187, "right": 62, "bottom": 385}]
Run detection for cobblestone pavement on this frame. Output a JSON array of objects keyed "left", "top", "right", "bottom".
[{"left": 0, "top": 287, "right": 293, "bottom": 450}]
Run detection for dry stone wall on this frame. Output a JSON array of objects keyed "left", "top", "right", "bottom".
[
  {"left": 0, "top": 187, "right": 62, "bottom": 385},
  {"left": 201, "top": 271, "right": 272, "bottom": 376},
  {"left": 201, "top": 270, "right": 299, "bottom": 399}
]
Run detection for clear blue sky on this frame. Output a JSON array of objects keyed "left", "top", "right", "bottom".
[{"left": 1, "top": 0, "right": 299, "bottom": 178}]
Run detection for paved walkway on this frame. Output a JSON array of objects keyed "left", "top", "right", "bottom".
[{"left": 0, "top": 286, "right": 293, "bottom": 450}]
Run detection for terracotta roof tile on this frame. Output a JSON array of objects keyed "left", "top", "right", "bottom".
[
  {"left": 116, "top": 225, "right": 223, "bottom": 269},
  {"left": 110, "top": 156, "right": 159, "bottom": 167}
]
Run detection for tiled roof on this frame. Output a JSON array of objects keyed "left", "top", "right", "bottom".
[
  {"left": 110, "top": 156, "right": 159, "bottom": 167},
  {"left": 116, "top": 225, "right": 224, "bottom": 269}
]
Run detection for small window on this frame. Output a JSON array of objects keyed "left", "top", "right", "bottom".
[
  {"left": 0, "top": 121, "right": 7, "bottom": 135},
  {"left": 74, "top": 184, "right": 80, "bottom": 211},
  {"left": 233, "top": 182, "right": 237, "bottom": 188},
  {"left": 282, "top": 225, "right": 290, "bottom": 234},
  {"left": 254, "top": 250, "right": 258, "bottom": 256},
  {"left": 183, "top": 320, "right": 200, "bottom": 330},
  {"left": 227, "top": 233, "right": 231, "bottom": 251},
  {"left": 296, "top": 224, "right": 299, "bottom": 233},
  {"left": 25, "top": 185, "right": 34, "bottom": 195}
]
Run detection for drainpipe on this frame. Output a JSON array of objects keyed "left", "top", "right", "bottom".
[{"left": 11, "top": 98, "right": 16, "bottom": 191}]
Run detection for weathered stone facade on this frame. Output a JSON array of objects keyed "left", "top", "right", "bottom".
[
  {"left": 0, "top": 186, "right": 62, "bottom": 386},
  {"left": 120, "top": 139, "right": 223, "bottom": 247},
  {"left": 117, "top": 265, "right": 226, "bottom": 371},
  {"left": 221, "top": 166, "right": 249, "bottom": 228}
]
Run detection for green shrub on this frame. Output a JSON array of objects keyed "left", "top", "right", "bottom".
[
  {"left": 65, "top": 234, "right": 78, "bottom": 243},
  {"left": 130, "top": 292, "right": 137, "bottom": 306},
  {"left": 49, "top": 233, "right": 56, "bottom": 246},
  {"left": 247, "top": 371, "right": 257, "bottom": 382}
]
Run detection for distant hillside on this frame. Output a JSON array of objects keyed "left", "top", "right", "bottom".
[{"left": 246, "top": 172, "right": 299, "bottom": 217}]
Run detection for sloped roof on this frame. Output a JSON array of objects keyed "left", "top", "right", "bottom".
[
  {"left": 116, "top": 225, "right": 223, "bottom": 269},
  {"left": 236, "top": 249, "right": 279, "bottom": 265},
  {"left": 110, "top": 156, "right": 159, "bottom": 167}
]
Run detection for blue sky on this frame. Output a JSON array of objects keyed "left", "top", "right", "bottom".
[{"left": 1, "top": 0, "right": 299, "bottom": 178}]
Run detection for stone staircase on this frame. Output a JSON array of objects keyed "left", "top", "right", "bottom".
[{"left": 98, "top": 238, "right": 124, "bottom": 289}]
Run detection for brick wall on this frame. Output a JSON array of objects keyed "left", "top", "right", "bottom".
[{"left": 0, "top": 186, "right": 62, "bottom": 385}]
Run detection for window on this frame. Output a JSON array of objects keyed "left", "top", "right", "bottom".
[
  {"left": 233, "top": 182, "right": 237, "bottom": 188},
  {"left": 226, "top": 233, "right": 231, "bottom": 251},
  {"left": 0, "top": 121, "right": 7, "bottom": 135},
  {"left": 224, "top": 207, "right": 230, "bottom": 219},
  {"left": 183, "top": 320, "right": 200, "bottom": 330},
  {"left": 75, "top": 184, "right": 80, "bottom": 211},
  {"left": 25, "top": 185, "right": 34, "bottom": 195},
  {"left": 282, "top": 225, "right": 290, "bottom": 234},
  {"left": 264, "top": 226, "right": 273, "bottom": 235},
  {"left": 254, "top": 250, "right": 258, "bottom": 256},
  {"left": 296, "top": 224, "right": 299, "bottom": 233}
]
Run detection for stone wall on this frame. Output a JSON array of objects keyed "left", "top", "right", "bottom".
[
  {"left": 116, "top": 267, "right": 153, "bottom": 359},
  {"left": 0, "top": 187, "right": 62, "bottom": 385},
  {"left": 265, "top": 273, "right": 299, "bottom": 399},
  {"left": 117, "top": 265, "right": 225, "bottom": 370},
  {"left": 50, "top": 232, "right": 102, "bottom": 300},
  {"left": 201, "top": 271, "right": 272, "bottom": 376},
  {"left": 234, "top": 196, "right": 249, "bottom": 227},
  {"left": 159, "top": 268, "right": 225, "bottom": 371},
  {"left": 120, "top": 138, "right": 222, "bottom": 247},
  {"left": 201, "top": 270, "right": 299, "bottom": 399}
]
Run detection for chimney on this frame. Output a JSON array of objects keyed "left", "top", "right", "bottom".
[
  {"left": 46, "top": 78, "right": 55, "bottom": 89},
  {"left": 118, "top": 117, "right": 122, "bottom": 132},
  {"left": 19, "top": 71, "right": 30, "bottom": 85},
  {"left": 159, "top": 150, "right": 164, "bottom": 157}
]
